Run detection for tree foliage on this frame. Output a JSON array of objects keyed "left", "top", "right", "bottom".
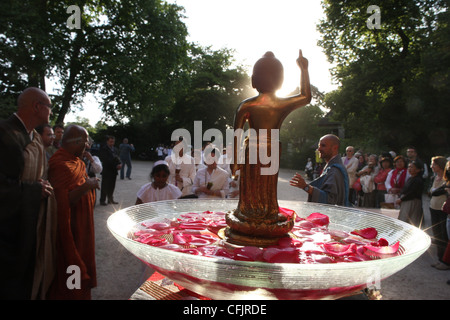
[
  {"left": 1, "top": 0, "right": 330, "bottom": 167},
  {"left": 280, "top": 85, "right": 328, "bottom": 168},
  {"left": 0, "top": 0, "right": 190, "bottom": 124},
  {"left": 168, "top": 47, "right": 253, "bottom": 135},
  {"left": 318, "top": 0, "right": 450, "bottom": 158}
]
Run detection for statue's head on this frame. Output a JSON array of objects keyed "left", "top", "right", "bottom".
[{"left": 252, "top": 52, "right": 284, "bottom": 93}]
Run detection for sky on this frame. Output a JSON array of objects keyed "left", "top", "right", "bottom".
[
  {"left": 169, "top": 0, "right": 336, "bottom": 95},
  {"left": 65, "top": 0, "right": 336, "bottom": 124}
]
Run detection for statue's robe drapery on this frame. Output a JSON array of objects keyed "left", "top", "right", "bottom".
[{"left": 48, "top": 148, "right": 96, "bottom": 300}]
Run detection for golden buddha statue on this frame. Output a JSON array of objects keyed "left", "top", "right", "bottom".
[{"left": 225, "top": 50, "right": 311, "bottom": 246}]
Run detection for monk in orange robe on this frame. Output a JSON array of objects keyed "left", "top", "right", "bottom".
[{"left": 47, "top": 125, "right": 99, "bottom": 299}]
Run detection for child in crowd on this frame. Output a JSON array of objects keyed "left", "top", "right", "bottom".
[
  {"left": 135, "top": 160, "right": 182, "bottom": 204},
  {"left": 135, "top": 160, "right": 182, "bottom": 285}
]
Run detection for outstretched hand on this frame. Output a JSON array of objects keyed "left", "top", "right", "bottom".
[{"left": 289, "top": 172, "right": 307, "bottom": 189}]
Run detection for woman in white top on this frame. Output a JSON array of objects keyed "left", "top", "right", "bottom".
[
  {"left": 192, "top": 147, "right": 229, "bottom": 199},
  {"left": 135, "top": 160, "right": 182, "bottom": 204}
]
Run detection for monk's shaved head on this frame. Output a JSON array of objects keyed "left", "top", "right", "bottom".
[
  {"left": 61, "top": 125, "right": 89, "bottom": 158},
  {"left": 62, "top": 125, "right": 88, "bottom": 145}
]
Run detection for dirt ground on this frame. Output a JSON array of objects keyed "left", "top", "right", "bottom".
[{"left": 91, "top": 160, "right": 450, "bottom": 300}]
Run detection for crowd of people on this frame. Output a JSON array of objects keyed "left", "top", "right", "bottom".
[
  {"left": 136, "top": 138, "right": 238, "bottom": 204},
  {"left": 0, "top": 87, "right": 143, "bottom": 300},
  {"left": 333, "top": 144, "right": 450, "bottom": 273},
  {"left": 1, "top": 87, "right": 449, "bottom": 300}
]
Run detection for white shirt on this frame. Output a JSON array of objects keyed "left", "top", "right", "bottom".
[
  {"left": 192, "top": 166, "right": 230, "bottom": 199},
  {"left": 137, "top": 183, "right": 182, "bottom": 203},
  {"left": 85, "top": 155, "right": 102, "bottom": 175},
  {"left": 341, "top": 155, "right": 359, "bottom": 185},
  {"left": 218, "top": 154, "right": 232, "bottom": 177},
  {"left": 165, "top": 154, "right": 196, "bottom": 196}
]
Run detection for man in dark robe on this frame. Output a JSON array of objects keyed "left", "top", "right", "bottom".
[
  {"left": 48, "top": 125, "right": 99, "bottom": 299},
  {"left": 0, "top": 87, "right": 55, "bottom": 299}
]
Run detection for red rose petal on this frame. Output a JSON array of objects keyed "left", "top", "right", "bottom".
[
  {"left": 278, "top": 237, "right": 303, "bottom": 248},
  {"left": 312, "top": 254, "right": 335, "bottom": 264},
  {"left": 306, "top": 212, "right": 330, "bottom": 227},
  {"left": 370, "top": 238, "right": 389, "bottom": 247},
  {"left": 133, "top": 211, "right": 402, "bottom": 265},
  {"left": 322, "top": 243, "right": 356, "bottom": 257},
  {"left": 263, "top": 247, "right": 300, "bottom": 263},
  {"left": 350, "top": 227, "right": 378, "bottom": 239},
  {"left": 142, "top": 222, "right": 171, "bottom": 231},
  {"left": 364, "top": 241, "right": 400, "bottom": 254},
  {"left": 234, "top": 246, "right": 264, "bottom": 261},
  {"left": 296, "top": 220, "right": 316, "bottom": 230},
  {"left": 279, "top": 207, "right": 296, "bottom": 219}
]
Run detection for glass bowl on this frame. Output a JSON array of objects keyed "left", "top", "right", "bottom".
[{"left": 107, "top": 199, "right": 430, "bottom": 300}]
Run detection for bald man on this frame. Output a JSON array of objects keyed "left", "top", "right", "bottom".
[
  {"left": 290, "top": 134, "right": 349, "bottom": 206},
  {"left": 48, "top": 125, "right": 99, "bottom": 300},
  {"left": 0, "top": 87, "right": 57, "bottom": 299}
]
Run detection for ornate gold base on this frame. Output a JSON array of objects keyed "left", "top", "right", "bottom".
[
  {"left": 220, "top": 226, "right": 292, "bottom": 247},
  {"left": 223, "top": 208, "right": 296, "bottom": 247}
]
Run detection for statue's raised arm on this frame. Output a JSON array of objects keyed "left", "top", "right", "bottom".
[{"left": 297, "top": 49, "right": 311, "bottom": 103}]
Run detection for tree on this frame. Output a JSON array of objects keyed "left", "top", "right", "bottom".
[
  {"left": 167, "top": 46, "right": 253, "bottom": 138},
  {"left": 280, "top": 85, "right": 328, "bottom": 168},
  {"left": 0, "top": 0, "right": 190, "bottom": 125},
  {"left": 317, "top": 0, "right": 450, "bottom": 158}
]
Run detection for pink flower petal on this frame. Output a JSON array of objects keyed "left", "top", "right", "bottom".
[
  {"left": 350, "top": 227, "right": 378, "bottom": 239},
  {"left": 172, "top": 233, "right": 188, "bottom": 245},
  {"left": 322, "top": 243, "right": 356, "bottom": 257},
  {"left": 364, "top": 241, "right": 400, "bottom": 254},
  {"left": 311, "top": 254, "right": 336, "bottom": 264},
  {"left": 278, "top": 237, "right": 303, "bottom": 248},
  {"left": 279, "top": 207, "right": 296, "bottom": 219},
  {"left": 370, "top": 238, "right": 389, "bottom": 247},
  {"left": 213, "top": 248, "right": 235, "bottom": 259},
  {"left": 142, "top": 222, "right": 171, "bottom": 231},
  {"left": 295, "top": 220, "right": 316, "bottom": 230},
  {"left": 234, "top": 246, "right": 264, "bottom": 262},
  {"left": 263, "top": 247, "right": 300, "bottom": 263},
  {"left": 306, "top": 212, "right": 330, "bottom": 227}
]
